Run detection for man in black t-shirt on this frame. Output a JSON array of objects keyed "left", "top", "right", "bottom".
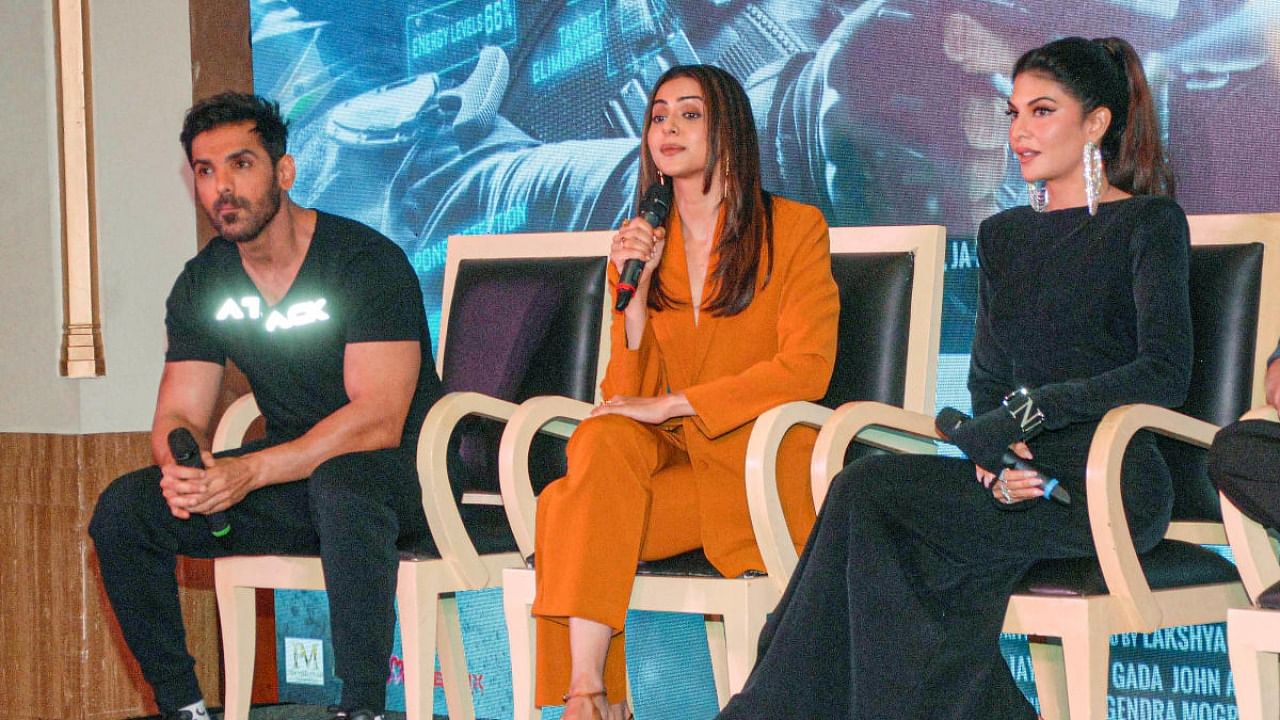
[{"left": 89, "top": 93, "right": 441, "bottom": 720}]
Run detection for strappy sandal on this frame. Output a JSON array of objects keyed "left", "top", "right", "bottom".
[{"left": 563, "top": 689, "right": 608, "bottom": 720}]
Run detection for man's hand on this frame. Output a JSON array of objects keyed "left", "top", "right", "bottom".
[
  {"left": 1266, "top": 359, "right": 1280, "bottom": 412},
  {"left": 160, "top": 451, "right": 256, "bottom": 518}
]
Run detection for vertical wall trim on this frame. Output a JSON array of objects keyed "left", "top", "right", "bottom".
[{"left": 54, "top": 0, "right": 105, "bottom": 377}]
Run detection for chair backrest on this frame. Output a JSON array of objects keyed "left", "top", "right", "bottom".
[
  {"left": 1167, "top": 214, "right": 1280, "bottom": 522},
  {"left": 825, "top": 225, "right": 946, "bottom": 415},
  {"left": 439, "top": 232, "right": 613, "bottom": 498}
]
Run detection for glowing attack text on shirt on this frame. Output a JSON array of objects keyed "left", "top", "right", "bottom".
[{"left": 216, "top": 296, "right": 330, "bottom": 332}]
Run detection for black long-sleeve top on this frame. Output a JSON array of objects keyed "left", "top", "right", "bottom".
[
  {"left": 967, "top": 196, "right": 1193, "bottom": 540},
  {"left": 969, "top": 195, "right": 1193, "bottom": 425}
]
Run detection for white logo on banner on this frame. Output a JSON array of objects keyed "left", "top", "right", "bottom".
[{"left": 284, "top": 637, "right": 325, "bottom": 686}]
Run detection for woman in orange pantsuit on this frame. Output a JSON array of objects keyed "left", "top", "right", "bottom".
[{"left": 531, "top": 64, "right": 840, "bottom": 720}]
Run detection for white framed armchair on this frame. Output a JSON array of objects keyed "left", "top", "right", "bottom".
[
  {"left": 211, "top": 230, "right": 615, "bottom": 720},
  {"left": 497, "top": 224, "right": 946, "bottom": 718},
  {"left": 806, "top": 212, "right": 1280, "bottom": 720}
]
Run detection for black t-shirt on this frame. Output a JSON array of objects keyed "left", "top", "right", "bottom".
[{"left": 165, "top": 211, "right": 442, "bottom": 446}]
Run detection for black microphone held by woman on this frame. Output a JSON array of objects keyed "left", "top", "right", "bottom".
[
  {"left": 613, "top": 181, "right": 673, "bottom": 310},
  {"left": 936, "top": 406, "right": 1072, "bottom": 506}
]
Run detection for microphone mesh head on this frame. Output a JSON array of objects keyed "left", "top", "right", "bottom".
[
  {"left": 638, "top": 182, "right": 673, "bottom": 226},
  {"left": 934, "top": 407, "right": 969, "bottom": 439}
]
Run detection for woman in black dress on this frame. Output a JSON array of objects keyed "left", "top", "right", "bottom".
[{"left": 715, "top": 36, "right": 1192, "bottom": 720}]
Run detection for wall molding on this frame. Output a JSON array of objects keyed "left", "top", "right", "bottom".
[{"left": 54, "top": 0, "right": 104, "bottom": 377}]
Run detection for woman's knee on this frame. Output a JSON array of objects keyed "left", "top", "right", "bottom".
[
  {"left": 565, "top": 414, "right": 649, "bottom": 459},
  {"left": 828, "top": 454, "right": 901, "bottom": 504}
]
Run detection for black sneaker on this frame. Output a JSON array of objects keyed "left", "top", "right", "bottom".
[{"left": 327, "top": 707, "right": 386, "bottom": 720}]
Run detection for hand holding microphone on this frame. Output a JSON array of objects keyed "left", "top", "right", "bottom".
[
  {"left": 935, "top": 407, "right": 1071, "bottom": 506},
  {"left": 614, "top": 182, "right": 674, "bottom": 311},
  {"left": 167, "top": 427, "right": 232, "bottom": 538}
]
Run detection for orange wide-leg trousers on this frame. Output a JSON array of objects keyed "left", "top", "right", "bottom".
[{"left": 531, "top": 413, "right": 704, "bottom": 706}]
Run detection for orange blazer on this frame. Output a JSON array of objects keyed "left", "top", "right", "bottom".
[{"left": 602, "top": 195, "right": 839, "bottom": 577}]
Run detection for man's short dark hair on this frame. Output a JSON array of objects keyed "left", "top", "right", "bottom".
[{"left": 180, "top": 92, "right": 288, "bottom": 165}]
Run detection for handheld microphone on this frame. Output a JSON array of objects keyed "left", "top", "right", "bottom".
[
  {"left": 615, "top": 181, "right": 674, "bottom": 311},
  {"left": 935, "top": 407, "right": 1071, "bottom": 506},
  {"left": 167, "top": 427, "right": 232, "bottom": 537}
]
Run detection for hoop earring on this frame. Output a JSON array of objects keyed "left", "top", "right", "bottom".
[
  {"left": 1027, "top": 181, "right": 1049, "bottom": 213},
  {"left": 1083, "top": 141, "right": 1104, "bottom": 216}
]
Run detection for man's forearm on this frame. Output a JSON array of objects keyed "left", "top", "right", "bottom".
[{"left": 236, "top": 400, "right": 409, "bottom": 490}]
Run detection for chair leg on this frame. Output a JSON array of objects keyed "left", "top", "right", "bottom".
[
  {"left": 1026, "top": 636, "right": 1068, "bottom": 720},
  {"left": 503, "top": 569, "right": 540, "bottom": 720},
  {"left": 1057, "top": 620, "right": 1109, "bottom": 720},
  {"left": 704, "top": 616, "right": 730, "bottom": 707},
  {"left": 437, "top": 594, "right": 476, "bottom": 720},
  {"left": 1229, "top": 609, "right": 1280, "bottom": 720},
  {"left": 214, "top": 578, "right": 257, "bottom": 720},
  {"left": 397, "top": 569, "right": 442, "bottom": 720},
  {"left": 719, "top": 605, "right": 765, "bottom": 703}
]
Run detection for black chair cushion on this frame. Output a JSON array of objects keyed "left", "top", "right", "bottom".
[
  {"left": 1164, "top": 243, "right": 1263, "bottom": 522},
  {"left": 459, "top": 504, "right": 520, "bottom": 556},
  {"left": 1015, "top": 540, "right": 1238, "bottom": 597},
  {"left": 439, "top": 254, "right": 607, "bottom": 551},
  {"left": 823, "top": 252, "right": 914, "bottom": 410},
  {"left": 635, "top": 549, "right": 766, "bottom": 579},
  {"left": 441, "top": 255, "right": 607, "bottom": 502},
  {"left": 523, "top": 549, "right": 766, "bottom": 579}
]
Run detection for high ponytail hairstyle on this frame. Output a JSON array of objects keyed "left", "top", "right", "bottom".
[
  {"left": 636, "top": 64, "right": 774, "bottom": 317},
  {"left": 1012, "top": 37, "right": 1174, "bottom": 197}
]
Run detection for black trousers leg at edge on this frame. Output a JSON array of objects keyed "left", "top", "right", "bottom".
[
  {"left": 88, "top": 443, "right": 430, "bottom": 713},
  {"left": 1210, "top": 418, "right": 1280, "bottom": 529}
]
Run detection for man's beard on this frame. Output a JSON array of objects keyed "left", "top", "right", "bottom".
[{"left": 209, "top": 182, "right": 283, "bottom": 243}]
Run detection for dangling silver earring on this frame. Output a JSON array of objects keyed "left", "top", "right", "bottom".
[
  {"left": 1027, "top": 181, "right": 1049, "bottom": 213},
  {"left": 1083, "top": 141, "right": 1103, "bottom": 216},
  {"left": 657, "top": 169, "right": 664, "bottom": 184}
]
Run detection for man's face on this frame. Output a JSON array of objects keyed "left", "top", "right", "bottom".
[{"left": 189, "top": 121, "right": 291, "bottom": 243}]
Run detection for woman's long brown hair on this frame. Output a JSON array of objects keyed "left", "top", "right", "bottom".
[{"left": 637, "top": 64, "right": 774, "bottom": 316}]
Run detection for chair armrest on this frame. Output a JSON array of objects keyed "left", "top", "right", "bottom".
[
  {"left": 498, "top": 395, "right": 594, "bottom": 558},
  {"left": 212, "top": 394, "right": 260, "bottom": 453},
  {"left": 1084, "top": 403, "right": 1219, "bottom": 631},
  {"left": 745, "top": 401, "right": 834, "bottom": 593},
  {"left": 811, "top": 401, "right": 939, "bottom": 509},
  {"left": 417, "top": 391, "right": 519, "bottom": 588},
  {"left": 1221, "top": 405, "right": 1280, "bottom": 603}
]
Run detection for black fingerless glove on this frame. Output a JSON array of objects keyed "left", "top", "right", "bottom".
[{"left": 947, "top": 406, "right": 1022, "bottom": 473}]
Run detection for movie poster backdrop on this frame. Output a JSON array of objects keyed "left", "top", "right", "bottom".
[{"left": 252, "top": 0, "right": 1279, "bottom": 716}]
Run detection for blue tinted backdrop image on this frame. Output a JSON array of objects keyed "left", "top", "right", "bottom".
[{"left": 252, "top": 0, "right": 1280, "bottom": 716}]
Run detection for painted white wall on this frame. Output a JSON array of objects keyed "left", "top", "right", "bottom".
[{"left": 0, "top": 2, "right": 195, "bottom": 433}]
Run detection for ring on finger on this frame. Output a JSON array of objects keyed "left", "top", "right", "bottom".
[{"left": 999, "top": 479, "right": 1013, "bottom": 504}]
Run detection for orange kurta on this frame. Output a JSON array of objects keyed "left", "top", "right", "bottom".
[{"left": 531, "top": 195, "right": 839, "bottom": 705}]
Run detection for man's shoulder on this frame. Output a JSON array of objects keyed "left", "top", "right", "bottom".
[
  {"left": 176, "top": 236, "right": 239, "bottom": 285},
  {"left": 315, "top": 211, "right": 396, "bottom": 248}
]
